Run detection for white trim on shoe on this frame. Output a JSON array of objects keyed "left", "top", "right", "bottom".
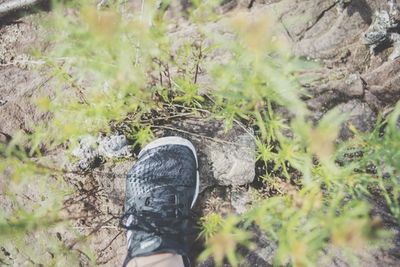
[{"left": 138, "top": 136, "right": 200, "bottom": 208}]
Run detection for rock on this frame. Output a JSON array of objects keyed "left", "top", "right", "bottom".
[
  {"left": 361, "top": 0, "right": 400, "bottom": 61},
  {"left": 72, "top": 135, "right": 99, "bottom": 170},
  {"left": 230, "top": 187, "right": 254, "bottom": 214},
  {"left": 362, "top": 59, "right": 400, "bottom": 105},
  {"left": 205, "top": 131, "right": 255, "bottom": 187},
  {"left": 97, "top": 135, "right": 131, "bottom": 158},
  {"left": 197, "top": 223, "right": 277, "bottom": 267},
  {"left": 289, "top": 0, "right": 369, "bottom": 60},
  {"left": 363, "top": 89, "right": 383, "bottom": 111},
  {"left": 305, "top": 71, "right": 366, "bottom": 114},
  {"left": 72, "top": 134, "right": 132, "bottom": 170},
  {"left": 362, "top": 10, "right": 395, "bottom": 54},
  {"left": 154, "top": 119, "right": 256, "bottom": 190},
  {"left": 388, "top": 35, "right": 400, "bottom": 60},
  {"left": 336, "top": 100, "right": 377, "bottom": 139},
  {"left": 241, "top": 227, "right": 277, "bottom": 267},
  {"left": 335, "top": 0, "right": 352, "bottom": 13},
  {"left": 344, "top": 73, "right": 365, "bottom": 96}
]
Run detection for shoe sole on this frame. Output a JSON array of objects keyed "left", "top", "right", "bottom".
[{"left": 138, "top": 136, "right": 200, "bottom": 208}]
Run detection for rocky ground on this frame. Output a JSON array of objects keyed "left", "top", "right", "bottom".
[{"left": 1, "top": 0, "right": 400, "bottom": 266}]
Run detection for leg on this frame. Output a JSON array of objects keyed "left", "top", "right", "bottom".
[{"left": 127, "top": 253, "right": 184, "bottom": 267}]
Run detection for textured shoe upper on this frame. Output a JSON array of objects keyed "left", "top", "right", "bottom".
[
  {"left": 125, "top": 145, "right": 197, "bottom": 204},
  {"left": 122, "top": 142, "right": 197, "bottom": 266}
]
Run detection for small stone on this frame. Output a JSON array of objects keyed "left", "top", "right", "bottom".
[
  {"left": 204, "top": 129, "right": 255, "bottom": 187},
  {"left": 97, "top": 0, "right": 109, "bottom": 10},
  {"left": 362, "top": 0, "right": 400, "bottom": 56},
  {"left": 335, "top": 0, "right": 352, "bottom": 13},
  {"left": 336, "top": 100, "right": 377, "bottom": 140},
  {"left": 362, "top": 11, "right": 391, "bottom": 50},
  {"left": 389, "top": 0, "right": 399, "bottom": 17},
  {"left": 230, "top": 187, "right": 252, "bottom": 214},
  {"left": 243, "top": 226, "right": 277, "bottom": 266},
  {"left": 389, "top": 33, "right": 400, "bottom": 60},
  {"left": 72, "top": 135, "right": 99, "bottom": 170},
  {"left": 344, "top": 73, "right": 364, "bottom": 96},
  {"left": 98, "top": 135, "right": 131, "bottom": 158},
  {"left": 72, "top": 134, "right": 131, "bottom": 170}
]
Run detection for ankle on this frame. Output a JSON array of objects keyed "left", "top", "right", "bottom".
[{"left": 126, "top": 253, "right": 184, "bottom": 267}]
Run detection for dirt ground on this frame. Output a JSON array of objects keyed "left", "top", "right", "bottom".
[{"left": 1, "top": 0, "right": 400, "bottom": 266}]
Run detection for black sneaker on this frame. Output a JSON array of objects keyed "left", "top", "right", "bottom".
[{"left": 121, "top": 136, "right": 199, "bottom": 267}]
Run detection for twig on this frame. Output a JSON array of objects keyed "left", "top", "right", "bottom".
[
  {"left": 166, "top": 63, "right": 172, "bottom": 88},
  {"left": 0, "top": 0, "right": 43, "bottom": 18},
  {"left": 193, "top": 43, "right": 203, "bottom": 84},
  {"left": 233, "top": 118, "right": 257, "bottom": 142},
  {"left": 44, "top": 60, "right": 89, "bottom": 105},
  {"left": 279, "top": 18, "right": 294, "bottom": 43},
  {"left": 63, "top": 187, "right": 104, "bottom": 208},
  {"left": 12, "top": 154, "right": 135, "bottom": 179},
  {"left": 134, "top": 0, "right": 146, "bottom": 66},
  {"left": 170, "top": 103, "right": 211, "bottom": 114},
  {"left": 98, "top": 231, "right": 123, "bottom": 253},
  {"left": 0, "top": 131, "right": 12, "bottom": 144},
  {"left": 158, "top": 60, "right": 163, "bottom": 87},
  {"left": 0, "top": 59, "right": 46, "bottom": 66},
  {"left": 73, "top": 225, "right": 120, "bottom": 230},
  {"left": 68, "top": 216, "right": 116, "bottom": 249},
  {"left": 23, "top": 73, "right": 54, "bottom": 97},
  {"left": 139, "top": 112, "right": 195, "bottom": 123},
  {"left": 74, "top": 249, "right": 92, "bottom": 263},
  {"left": 60, "top": 68, "right": 89, "bottom": 105},
  {"left": 151, "top": 125, "right": 249, "bottom": 147},
  {"left": 248, "top": 0, "right": 256, "bottom": 9}
]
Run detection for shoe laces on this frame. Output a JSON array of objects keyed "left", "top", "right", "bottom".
[{"left": 120, "top": 185, "right": 191, "bottom": 235}]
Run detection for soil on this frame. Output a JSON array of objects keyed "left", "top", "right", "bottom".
[{"left": 1, "top": 0, "right": 400, "bottom": 266}]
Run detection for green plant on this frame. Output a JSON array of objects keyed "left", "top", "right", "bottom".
[
  {"left": 199, "top": 215, "right": 253, "bottom": 266},
  {"left": 338, "top": 104, "right": 400, "bottom": 222}
]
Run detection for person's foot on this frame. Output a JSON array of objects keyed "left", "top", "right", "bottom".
[{"left": 121, "top": 136, "right": 199, "bottom": 267}]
